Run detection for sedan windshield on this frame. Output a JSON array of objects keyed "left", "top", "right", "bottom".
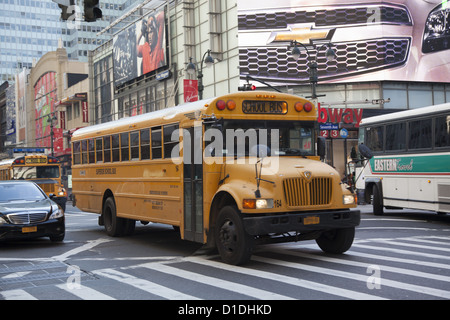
[{"left": 0, "top": 184, "right": 46, "bottom": 202}]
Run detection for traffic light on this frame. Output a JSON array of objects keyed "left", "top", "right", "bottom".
[
  {"left": 84, "top": 0, "right": 102, "bottom": 22},
  {"left": 238, "top": 83, "right": 256, "bottom": 91}
]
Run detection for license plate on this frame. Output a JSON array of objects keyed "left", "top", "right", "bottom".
[
  {"left": 303, "top": 216, "right": 320, "bottom": 225},
  {"left": 22, "top": 226, "right": 37, "bottom": 233}
]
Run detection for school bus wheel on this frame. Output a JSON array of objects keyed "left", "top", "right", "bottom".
[
  {"left": 215, "top": 205, "right": 254, "bottom": 265},
  {"left": 103, "top": 197, "right": 126, "bottom": 237},
  {"left": 315, "top": 227, "right": 355, "bottom": 254}
]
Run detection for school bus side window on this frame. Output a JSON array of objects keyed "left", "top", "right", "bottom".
[
  {"left": 120, "top": 132, "right": 129, "bottom": 161},
  {"left": 96, "top": 138, "right": 103, "bottom": 163},
  {"left": 81, "top": 140, "right": 88, "bottom": 164},
  {"left": 88, "top": 139, "right": 95, "bottom": 163},
  {"left": 104, "top": 136, "right": 111, "bottom": 163},
  {"left": 73, "top": 141, "right": 81, "bottom": 164},
  {"left": 164, "top": 124, "right": 179, "bottom": 158},
  {"left": 130, "top": 131, "right": 139, "bottom": 160},
  {"left": 151, "top": 127, "right": 162, "bottom": 159},
  {"left": 112, "top": 134, "right": 120, "bottom": 162},
  {"left": 140, "top": 129, "right": 150, "bottom": 160}
]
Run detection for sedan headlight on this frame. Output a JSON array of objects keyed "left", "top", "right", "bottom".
[
  {"left": 0, "top": 216, "right": 7, "bottom": 225},
  {"left": 423, "top": 3, "right": 450, "bottom": 53},
  {"left": 343, "top": 194, "right": 356, "bottom": 205},
  {"left": 49, "top": 205, "right": 64, "bottom": 219}
]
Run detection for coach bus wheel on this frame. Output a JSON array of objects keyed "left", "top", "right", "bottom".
[
  {"left": 316, "top": 227, "right": 355, "bottom": 254},
  {"left": 103, "top": 197, "right": 125, "bottom": 237},
  {"left": 373, "top": 184, "right": 384, "bottom": 216},
  {"left": 215, "top": 206, "right": 254, "bottom": 265}
]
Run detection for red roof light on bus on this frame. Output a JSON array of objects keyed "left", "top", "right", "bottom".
[
  {"left": 304, "top": 102, "right": 313, "bottom": 112},
  {"left": 216, "top": 100, "right": 226, "bottom": 110}
]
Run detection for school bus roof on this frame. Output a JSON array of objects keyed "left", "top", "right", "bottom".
[{"left": 72, "top": 97, "right": 214, "bottom": 140}]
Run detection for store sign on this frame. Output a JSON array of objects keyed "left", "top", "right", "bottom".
[{"left": 318, "top": 105, "right": 364, "bottom": 128}]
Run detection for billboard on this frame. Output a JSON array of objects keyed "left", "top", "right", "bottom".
[
  {"left": 113, "top": 8, "right": 167, "bottom": 87},
  {"left": 34, "top": 72, "right": 63, "bottom": 154},
  {"left": 237, "top": 0, "right": 450, "bottom": 85}
]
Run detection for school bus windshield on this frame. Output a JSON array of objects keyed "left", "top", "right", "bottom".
[
  {"left": 12, "top": 165, "right": 60, "bottom": 180},
  {"left": 217, "top": 120, "right": 315, "bottom": 157}
]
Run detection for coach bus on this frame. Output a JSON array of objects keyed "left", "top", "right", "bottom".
[
  {"left": 0, "top": 154, "right": 67, "bottom": 211},
  {"left": 71, "top": 91, "right": 360, "bottom": 265},
  {"left": 358, "top": 102, "right": 450, "bottom": 215}
]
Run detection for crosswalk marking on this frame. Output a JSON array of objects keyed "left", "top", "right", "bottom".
[
  {"left": 1, "top": 235, "right": 449, "bottom": 300},
  {"left": 184, "top": 256, "right": 387, "bottom": 300},
  {"left": 139, "top": 261, "right": 295, "bottom": 300},
  {"left": 273, "top": 248, "right": 450, "bottom": 283},
  {"left": 252, "top": 255, "right": 450, "bottom": 299},
  {"left": 0, "top": 289, "right": 38, "bottom": 300},
  {"left": 93, "top": 268, "right": 200, "bottom": 300},
  {"left": 56, "top": 283, "right": 116, "bottom": 300}
]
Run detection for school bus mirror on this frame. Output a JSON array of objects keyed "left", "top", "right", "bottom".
[{"left": 317, "top": 136, "right": 326, "bottom": 159}]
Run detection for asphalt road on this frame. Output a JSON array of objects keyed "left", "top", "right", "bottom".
[{"left": 1, "top": 203, "right": 449, "bottom": 303}]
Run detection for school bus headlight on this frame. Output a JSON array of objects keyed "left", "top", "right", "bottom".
[
  {"left": 343, "top": 195, "right": 356, "bottom": 205},
  {"left": 243, "top": 199, "right": 274, "bottom": 209}
]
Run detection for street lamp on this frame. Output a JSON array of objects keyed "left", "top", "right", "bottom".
[
  {"left": 186, "top": 49, "right": 215, "bottom": 100},
  {"left": 47, "top": 113, "right": 58, "bottom": 157},
  {"left": 289, "top": 41, "right": 336, "bottom": 99}
]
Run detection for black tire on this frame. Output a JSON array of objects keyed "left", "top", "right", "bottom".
[
  {"left": 316, "top": 227, "right": 355, "bottom": 254},
  {"left": 215, "top": 205, "right": 254, "bottom": 265},
  {"left": 103, "top": 197, "right": 126, "bottom": 237},
  {"left": 373, "top": 184, "right": 384, "bottom": 216}
]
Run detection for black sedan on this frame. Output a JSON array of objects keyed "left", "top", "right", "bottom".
[{"left": 0, "top": 180, "right": 65, "bottom": 242}]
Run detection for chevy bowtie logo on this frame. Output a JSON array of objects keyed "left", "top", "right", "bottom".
[{"left": 267, "top": 26, "right": 336, "bottom": 45}]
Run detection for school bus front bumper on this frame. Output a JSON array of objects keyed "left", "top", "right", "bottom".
[{"left": 243, "top": 209, "right": 360, "bottom": 236}]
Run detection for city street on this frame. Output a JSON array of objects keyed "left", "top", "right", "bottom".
[{"left": 1, "top": 203, "right": 450, "bottom": 302}]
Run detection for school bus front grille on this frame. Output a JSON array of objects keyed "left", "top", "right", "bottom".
[
  {"left": 283, "top": 177, "right": 332, "bottom": 207},
  {"left": 37, "top": 183, "right": 56, "bottom": 194}
]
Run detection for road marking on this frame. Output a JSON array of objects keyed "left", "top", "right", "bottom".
[
  {"left": 184, "top": 256, "right": 386, "bottom": 300},
  {"left": 138, "top": 261, "right": 295, "bottom": 300},
  {"left": 273, "top": 248, "right": 450, "bottom": 282},
  {"left": 56, "top": 283, "right": 115, "bottom": 300},
  {"left": 94, "top": 268, "right": 200, "bottom": 300},
  {"left": 51, "top": 238, "right": 112, "bottom": 262},
  {"left": 253, "top": 255, "right": 450, "bottom": 299},
  {"left": 0, "top": 289, "right": 38, "bottom": 300},
  {"left": 352, "top": 243, "right": 450, "bottom": 260},
  {"left": 369, "top": 239, "right": 450, "bottom": 253}
]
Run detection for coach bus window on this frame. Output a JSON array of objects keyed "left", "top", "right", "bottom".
[
  {"left": 163, "top": 124, "right": 179, "bottom": 159},
  {"left": 112, "top": 134, "right": 120, "bottom": 162},
  {"left": 88, "top": 139, "right": 95, "bottom": 163},
  {"left": 141, "top": 129, "right": 150, "bottom": 160},
  {"left": 96, "top": 138, "right": 103, "bottom": 163},
  {"left": 435, "top": 115, "right": 450, "bottom": 148},
  {"left": 104, "top": 136, "right": 111, "bottom": 163},
  {"left": 81, "top": 140, "right": 88, "bottom": 164},
  {"left": 365, "top": 126, "right": 383, "bottom": 152},
  {"left": 409, "top": 119, "right": 431, "bottom": 149},
  {"left": 130, "top": 131, "right": 140, "bottom": 160},
  {"left": 151, "top": 127, "right": 162, "bottom": 159},
  {"left": 386, "top": 123, "right": 406, "bottom": 151},
  {"left": 73, "top": 141, "right": 81, "bottom": 165},
  {"left": 121, "top": 132, "right": 129, "bottom": 161}
]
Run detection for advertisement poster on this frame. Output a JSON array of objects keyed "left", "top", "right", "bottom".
[
  {"left": 184, "top": 79, "right": 199, "bottom": 102},
  {"left": 113, "top": 8, "right": 167, "bottom": 87},
  {"left": 34, "top": 72, "right": 63, "bottom": 154},
  {"left": 237, "top": 0, "right": 450, "bottom": 85}
]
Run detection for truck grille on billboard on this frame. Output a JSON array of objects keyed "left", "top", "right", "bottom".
[
  {"left": 239, "top": 38, "right": 410, "bottom": 83},
  {"left": 283, "top": 177, "right": 332, "bottom": 207}
]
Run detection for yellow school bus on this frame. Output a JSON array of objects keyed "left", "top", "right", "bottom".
[
  {"left": 0, "top": 154, "right": 67, "bottom": 211},
  {"left": 71, "top": 91, "right": 360, "bottom": 265}
]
